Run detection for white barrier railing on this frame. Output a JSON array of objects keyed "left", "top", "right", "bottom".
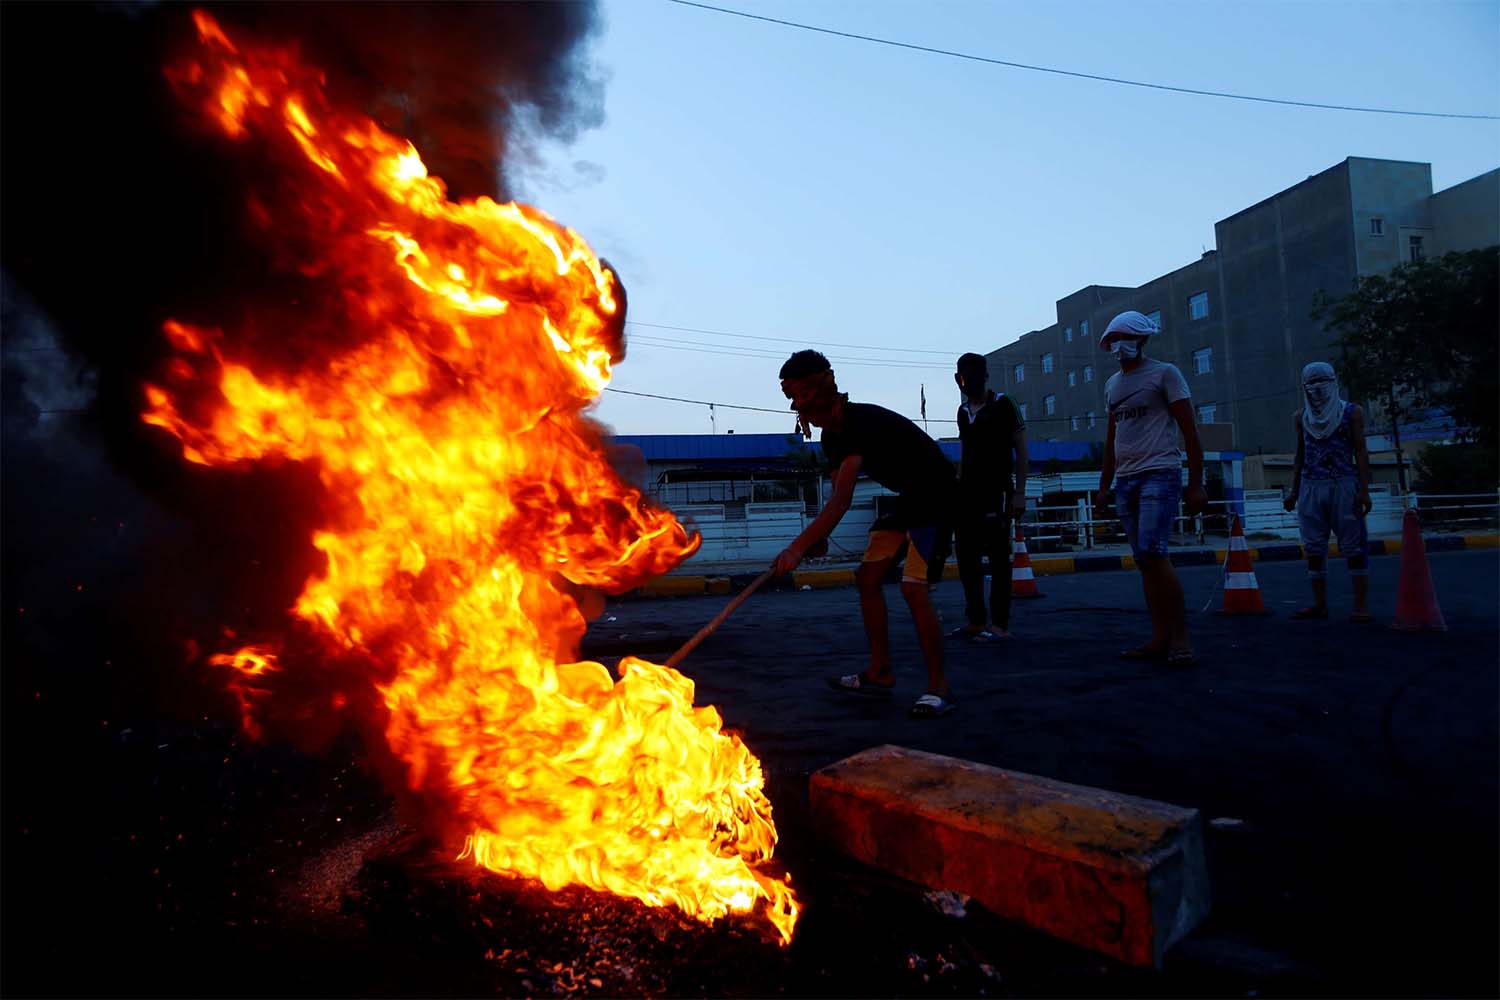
[{"left": 655, "top": 484, "right": 1497, "bottom": 566}]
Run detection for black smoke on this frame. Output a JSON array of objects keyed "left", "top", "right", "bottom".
[
  {"left": 1, "top": 4, "right": 606, "bottom": 991},
  {"left": 2, "top": 0, "right": 608, "bottom": 676}
]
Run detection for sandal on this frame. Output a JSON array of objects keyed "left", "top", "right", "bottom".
[
  {"left": 1349, "top": 611, "right": 1374, "bottom": 624},
  {"left": 827, "top": 672, "right": 896, "bottom": 697},
  {"left": 1291, "top": 607, "right": 1329, "bottom": 620},
  {"left": 1165, "top": 648, "right": 1198, "bottom": 668},
  {"left": 909, "top": 692, "right": 957, "bottom": 718},
  {"left": 945, "top": 625, "right": 982, "bottom": 640},
  {"left": 1118, "top": 644, "right": 1168, "bottom": 662}
]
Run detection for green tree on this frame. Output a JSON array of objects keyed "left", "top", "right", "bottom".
[
  {"left": 1312, "top": 246, "right": 1499, "bottom": 488},
  {"left": 1412, "top": 443, "right": 1499, "bottom": 494}
]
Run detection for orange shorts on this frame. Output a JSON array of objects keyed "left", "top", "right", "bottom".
[{"left": 863, "top": 527, "right": 945, "bottom": 585}]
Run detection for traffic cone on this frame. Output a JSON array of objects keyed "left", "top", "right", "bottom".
[
  {"left": 1011, "top": 522, "right": 1043, "bottom": 599},
  {"left": 1391, "top": 508, "right": 1446, "bottom": 631},
  {"left": 1217, "top": 514, "right": 1270, "bottom": 615}
]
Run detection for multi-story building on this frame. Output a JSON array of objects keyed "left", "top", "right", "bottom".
[{"left": 987, "top": 157, "right": 1499, "bottom": 454}]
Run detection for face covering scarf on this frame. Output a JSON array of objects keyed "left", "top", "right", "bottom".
[
  {"left": 781, "top": 369, "right": 842, "bottom": 437},
  {"left": 1300, "top": 361, "right": 1344, "bottom": 440}
]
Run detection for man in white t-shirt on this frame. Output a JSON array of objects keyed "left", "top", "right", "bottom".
[{"left": 1095, "top": 311, "right": 1206, "bottom": 667}]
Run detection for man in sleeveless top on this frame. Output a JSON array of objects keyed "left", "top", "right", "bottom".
[
  {"left": 1283, "top": 362, "right": 1373, "bottom": 621},
  {"left": 1095, "top": 311, "right": 1207, "bottom": 667},
  {"left": 772, "top": 350, "right": 959, "bottom": 718},
  {"left": 950, "top": 352, "right": 1027, "bottom": 641}
]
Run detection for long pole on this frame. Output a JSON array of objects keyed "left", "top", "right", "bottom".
[{"left": 664, "top": 568, "right": 775, "bottom": 670}]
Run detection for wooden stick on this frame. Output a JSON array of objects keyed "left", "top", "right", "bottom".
[{"left": 664, "top": 568, "right": 775, "bottom": 670}]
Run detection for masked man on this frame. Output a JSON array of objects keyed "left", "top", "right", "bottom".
[
  {"left": 951, "top": 352, "right": 1027, "bottom": 642},
  {"left": 1283, "top": 362, "right": 1373, "bottom": 621},
  {"left": 1096, "top": 311, "right": 1206, "bottom": 667},
  {"left": 772, "top": 350, "right": 958, "bottom": 718}
]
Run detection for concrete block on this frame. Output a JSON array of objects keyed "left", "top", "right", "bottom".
[
  {"left": 637, "top": 576, "right": 704, "bottom": 598},
  {"left": 1031, "top": 556, "right": 1074, "bottom": 576},
  {"left": 810, "top": 745, "right": 1210, "bottom": 968},
  {"left": 793, "top": 568, "right": 856, "bottom": 590}
]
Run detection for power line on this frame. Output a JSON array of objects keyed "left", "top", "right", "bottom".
[
  {"left": 605, "top": 387, "right": 790, "bottom": 415},
  {"left": 606, "top": 385, "right": 963, "bottom": 423},
  {"left": 668, "top": 0, "right": 1500, "bottom": 122},
  {"left": 628, "top": 321, "right": 959, "bottom": 356},
  {"left": 627, "top": 335, "right": 954, "bottom": 369}
]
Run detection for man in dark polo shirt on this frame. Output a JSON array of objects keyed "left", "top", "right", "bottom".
[
  {"left": 952, "top": 352, "right": 1028, "bottom": 642},
  {"left": 771, "top": 350, "right": 958, "bottom": 718}
]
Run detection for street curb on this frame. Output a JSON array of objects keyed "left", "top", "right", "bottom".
[{"left": 629, "top": 532, "right": 1498, "bottom": 598}]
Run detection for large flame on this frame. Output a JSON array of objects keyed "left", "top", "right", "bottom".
[{"left": 144, "top": 11, "right": 797, "bottom": 942}]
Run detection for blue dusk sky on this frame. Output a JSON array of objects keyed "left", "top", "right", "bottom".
[{"left": 515, "top": 0, "right": 1499, "bottom": 439}]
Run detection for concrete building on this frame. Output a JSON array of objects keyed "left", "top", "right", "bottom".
[{"left": 986, "top": 158, "right": 1500, "bottom": 455}]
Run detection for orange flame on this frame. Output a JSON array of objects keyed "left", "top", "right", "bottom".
[{"left": 145, "top": 11, "right": 797, "bottom": 942}]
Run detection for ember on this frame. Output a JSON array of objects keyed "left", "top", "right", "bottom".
[{"left": 142, "top": 10, "right": 797, "bottom": 942}]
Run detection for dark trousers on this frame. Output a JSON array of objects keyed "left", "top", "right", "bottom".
[{"left": 955, "top": 508, "right": 1012, "bottom": 629}]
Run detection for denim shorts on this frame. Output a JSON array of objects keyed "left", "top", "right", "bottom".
[{"left": 1115, "top": 468, "right": 1181, "bottom": 559}]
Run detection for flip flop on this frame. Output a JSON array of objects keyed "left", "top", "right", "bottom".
[
  {"left": 1349, "top": 611, "right": 1374, "bottom": 624},
  {"left": 827, "top": 673, "right": 896, "bottom": 697},
  {"left": 1118, "top": 645, "right": 1168, "bottom": 661},
  {"left": 944, "top": 625, "right": 982, "bottom": 640},
  {"left": 1291, "top": 607, "right": 1329, "bottom": 620},
  {"left": 909, "top": 692, "right": 957, "bottom": 718}
]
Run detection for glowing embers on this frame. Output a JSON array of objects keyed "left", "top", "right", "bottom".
[{"left": 142, "top": 10, "right": 797, "bottom": 943}]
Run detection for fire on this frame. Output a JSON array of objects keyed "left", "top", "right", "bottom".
[{"left": 145, "top": 11, "right": 798, "bottom": 942}]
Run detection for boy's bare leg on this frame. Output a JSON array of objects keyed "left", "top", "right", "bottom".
[
  {"left": 900, "top": 580, "right": 949, "bottom": 696},
  {"left": 1298, "top": 555, "right": 1329, "bottom": 615},
  {"left": 1349, "top": 556, "right": 1370, "bottom": 617},
  {"left": 856, "top": 559, "right": 895, "bottom": 684},
  {"left": 1139, "top": 555, "right": 1188, "bottom": 651}
]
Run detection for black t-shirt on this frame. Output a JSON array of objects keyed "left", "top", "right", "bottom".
[
  {"left": 956, "top": 392, "right": 1024, "bottom": 508},
  {"left": 821, "top": 402, "right": 957, "bottom": 526}
]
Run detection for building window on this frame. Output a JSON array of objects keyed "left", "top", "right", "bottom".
[
  {"left": 1080, "top": 319, "right": 1090, "bottom": 340},
  {"left": 1012, "top": 362, "right": 1025, "bottom": 384},
  {"left": 1019, "top": 402, "right": 1028, "bottom": 420},
  {"left": 1197, "top": 403, "right": 1217, "bottom": 424},
  {"left": 1192, "top": 347, "right": 1212, "bottom": 374},
  {"left": 1064, "top": 325, "right": 1073, "bottom": 343},
  {"left": 1408, "top": 235, "right": 1425, "bottom": 262},
  {"left": 1044, "top": 394, "right": 1057, "bottom": 416},
  {"left": 1370, "top": 217, "right": 1384, "bottom": 236},
  {"left": 1087, "top": 410, "right": 1096, "bottom": 428},
  {"left": 1041, "top": 352, "right": 1054, "bottom": 374},
  {"left": 1083, "top": 365, "right": 1094, "bottom": 383},
  {"left": 1147, "top": 310, "right": 1163, "bottom": 332},
  {"left": 1070, "top": 414, "right": 1080, "bottom": 431},
  {"left": 1067, "top": 370, "right": 1077, "bottom": 387},
  {"left": 1189, "top": 292, "right": 1209, "bottom": 320}
]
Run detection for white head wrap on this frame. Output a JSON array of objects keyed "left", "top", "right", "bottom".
[
  {"left": 1099, "top": 310, "right": 1159, "bottom": 349},
  {"left": 1300, "top": 361, "right": 1344, "bottom": 440}
]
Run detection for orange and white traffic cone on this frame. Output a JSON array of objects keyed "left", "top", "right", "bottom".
[
  {"left": 1217, "top": 514, "right": 1269, "bottom": 615},
  {"left": 1391, "top": 508, "right": 1446, "bottom": 631},
  {"left": 1011, "top": 522, "right": 1043, "bottom": 599}
]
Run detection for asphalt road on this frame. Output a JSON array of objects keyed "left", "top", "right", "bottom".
[
  {"left": 4, "top": 548, "right": 1494, "bottom": 997},
  {"left": 593, "top": 548, "right": 1499, "bottom": 995}
]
